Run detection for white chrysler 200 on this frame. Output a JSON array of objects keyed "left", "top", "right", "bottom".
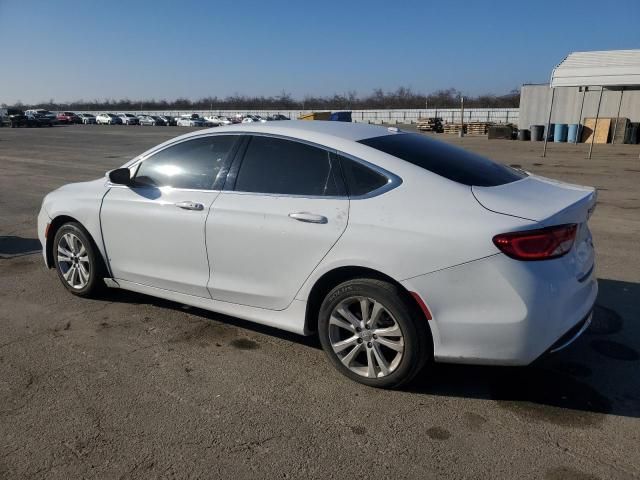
[{"left": 37, "top": 121, "right": 597, "bottom": 388}]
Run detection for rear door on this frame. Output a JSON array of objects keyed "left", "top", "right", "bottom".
[
  {"left": 206, "top": 135, "right": 349, "bottom": 310},
  {"left": 101, "top": 134, "right": 239, "bottom": 297}
]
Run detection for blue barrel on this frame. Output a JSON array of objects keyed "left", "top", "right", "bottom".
[
  {"left": 554, "top": 124, "right": 568, "bottom": 142},
  {"left": 530, "top": 125, "right": 545, "bottom": 141},
  {"left": 546, "top": 123, "right": 555, "bottom": 141},
  {"left": 567, "top": 124, "right": 580, "bottom": 143}
]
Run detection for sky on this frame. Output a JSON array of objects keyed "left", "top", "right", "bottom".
[{"left": 0, "top": 0, "right": 638, "bottom": 104}]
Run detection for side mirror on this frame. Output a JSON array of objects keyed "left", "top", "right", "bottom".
[{"left": 108, "top": 168, "right": 131, "bottom": 185}]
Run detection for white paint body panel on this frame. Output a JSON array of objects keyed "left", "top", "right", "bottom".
[
  {"left": 100, "top": 186, "right": 219, "bottom": 297},
  {"left": 37, "top": 122, "right": 598, "bottom": 366},
  {"left": 206, "top": 191, "right": 348, "bottom": 310},
  {"left": 38, "top": 178, "right": 110, "bottom": 264},
  {"left": 402, "top": 253, "right": 597, "bottom": 365}
]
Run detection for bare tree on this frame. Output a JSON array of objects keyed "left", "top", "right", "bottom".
[{"left": 13, "top": 87, "right": 520, "bottom": 111}]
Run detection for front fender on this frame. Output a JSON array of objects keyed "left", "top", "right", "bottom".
[{"left": 42, "top": 178, "right": 111, "bottom": 270}]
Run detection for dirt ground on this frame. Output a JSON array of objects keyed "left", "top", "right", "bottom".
[{"left": 1, "top": 125, "right": 639, "bottom": 479}]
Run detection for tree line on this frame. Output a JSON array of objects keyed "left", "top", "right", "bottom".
[{"left": 5, "top": 87, "right": 520, "bottom": 111}]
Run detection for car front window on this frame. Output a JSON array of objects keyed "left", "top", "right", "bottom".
[{"left": 134, "top": 136, "right": 237, "bottom": 190}]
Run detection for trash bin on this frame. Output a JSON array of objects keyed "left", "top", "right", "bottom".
[{"left": 530, "top": 125, "right": 545, "bottom": 141}]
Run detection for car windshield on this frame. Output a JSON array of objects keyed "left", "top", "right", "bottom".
[{"left": 358, "top": 133, "right": 525, "bottom": 187}]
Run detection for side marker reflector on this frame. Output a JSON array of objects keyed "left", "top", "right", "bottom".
[{"left": 410, "top": 292, "right": 432, "bottom": 320}]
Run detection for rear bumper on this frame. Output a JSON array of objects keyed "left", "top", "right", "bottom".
[
  {"left": 402, "top": 253, "right": 598, "bottom": 366},
  {"left": 547, "top": 309, "right": 592, "bottom": 354}
]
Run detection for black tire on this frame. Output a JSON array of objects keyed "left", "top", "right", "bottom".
[
  {"left": 52, "top": 222, "right": 105, "bottom": 297},
  {"left": 318, "top": 278, "right": 431, "bottom": 389}
]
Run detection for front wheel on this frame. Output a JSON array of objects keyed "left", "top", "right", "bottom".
[
  {"left": 53, "top": 223, "right": 104, "bottom": 297},
  {"left": 318, "top": 278, "right": 431, "bottom": 389}
]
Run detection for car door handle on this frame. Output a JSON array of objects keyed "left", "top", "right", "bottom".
[
  {"left": 175, "top": 201, "right": 204, "bottom": 211},
  {"left": 288, "top": 212, "right": 328, "bottom": 224}
]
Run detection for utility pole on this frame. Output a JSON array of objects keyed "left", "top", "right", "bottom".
[{"left": 459, "top": 96, "right": 465, "bottom": 138}]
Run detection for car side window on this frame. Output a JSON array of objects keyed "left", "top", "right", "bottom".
[
  {"left": 134, "top": 135, "right": 237, "bottom": 190},
  {"left": 338, "top": 155, "right": 389, "bottom": 197},
  {"left": 234, "top": 136, "right": 345, "bottom": 196}
]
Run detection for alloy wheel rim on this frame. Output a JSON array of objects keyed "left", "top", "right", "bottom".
[
  {"left": 57, "top": 233, "right": 90, "bottom": 289},
  {"left": 328, "top": 296, "right": 404, "bottom": 378}
]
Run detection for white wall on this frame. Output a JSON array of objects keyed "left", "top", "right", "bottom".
[
  {"left": 519, "top": 84, "right": 640, "bottom": 129},
  {"left": 75, "top": 108, "right": 519, "bottom": 125}
]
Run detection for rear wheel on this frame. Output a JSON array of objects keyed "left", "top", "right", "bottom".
[
  {"left": 53, "top": 223, "right": 104, "bottom": 297},
  {"left": 318, "top": 278, "right": 431, "bottom": 389}
]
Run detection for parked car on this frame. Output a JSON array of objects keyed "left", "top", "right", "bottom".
[
  {"left": 139, "top": 115, "right": 165, "bottom": 126},
  {"left": 56, "top": 112, "right": 81, "bottom": 124},
  {"left": 268, "top": 114, "right": 290, "bottom": 121},
  {"left": 177, "top": 114, "right": 205, "bottom": 127},
  {"left": 27, "top": 113, "right": 54, "bottom": 127},
  {"left": 3, "top": 108, "right": 52, "bottom": 127},
  {"left": 96, "top": 113, "right": 122, "bottom": 125},
  {"left": 4, "top": 108, "right": 29, "bottom": 127},
  {"left": 118, "top": 113, "right": 140, "bottom": 125},
  {"left": 77, "top": 113, "right": 97, "bottom": 124},
  {"left": 25, "top": 109, "right": 57, "bottom": 122},
  {"left": 241, "top": 115, "right": 266, "bottom": 124},
  {"left": 204, "top": 115, "right": 232, "bottom": 126},
  {"left": 159, "top": 115, "right": 177, "bottom": 126},
  {"left": 37, "top": 122, "right": 597, "bottom": 388}
]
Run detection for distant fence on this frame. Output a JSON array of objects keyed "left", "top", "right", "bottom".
[{"left": 75, "top": 108, "right": 519, "bottom": 125}]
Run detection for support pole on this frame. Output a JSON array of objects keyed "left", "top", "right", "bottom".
[
  {"left": 459, "top": 96, "right": 464, "bottom": 138},
  {"left": 611, "top": 88, "right": 624, "bottom": 144},
  {"left": 542, "top": 87, "right": 555, "bottom": 157},
  {"left": 576, "top": 86, "right": 587, "bottom": 143},
  {"left": 588, "top": 87, "right": 604, "bottom": 160}
]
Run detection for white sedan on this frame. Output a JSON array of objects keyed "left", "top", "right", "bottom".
[
  {"left": 177, "top": 115, "right": 205, "bottom": 127},
  {"left": 204, "top": 115, "right": 232, "bottom": 126},
  {"left": 37, "top": 122, "right": 597, "bottom": 388},
  {"left": 96, "top": 113, "right": 121, "bottom": 125},
  {"left": 241, "top": 115, "right": 267, "bottom": 123}
]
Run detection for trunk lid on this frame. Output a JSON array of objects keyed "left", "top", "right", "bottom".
[
  {"left": 473, "top": 175, "right": 597, "bottom": 280},
  {"left": 472, "top": 175, "right": 596, "bottom": 224}
]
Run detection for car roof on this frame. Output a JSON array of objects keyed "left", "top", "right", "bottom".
[
  {"left": 188, "top": 120, "right": 391, "bottom": 142},
  {"left": 128, "top": 121, "right": 397, "bottom": 166}
]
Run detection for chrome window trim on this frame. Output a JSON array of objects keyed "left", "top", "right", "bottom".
[
  {"left": 123, "top": 133, "right": 242, "bottom": 191},
  {"left": 130, "top": 131, "right": 246, "bottom": 168},
  {"left": 105, "top": 181, "right": 222, "bottom": 195},
  {"left": 335, "top": 150, "right": 403, "bottom": 200},
  {"left": 117, "top": 131, "right": 402, "bottom": 200},
  {"left": 230, "top": 132, "right": 402, "bottom": 200}
]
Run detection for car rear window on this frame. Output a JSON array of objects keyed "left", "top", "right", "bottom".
[{"left": 358, "top": 133, "right": 525, "bottom": 187}]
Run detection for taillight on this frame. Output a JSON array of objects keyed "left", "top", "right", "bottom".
[{"left": 493, "top": 224, "right": 577, "bottom": 261}]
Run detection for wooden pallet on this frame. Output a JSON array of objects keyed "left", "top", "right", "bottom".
[
  {"left": 416, "top": 117, "right": 443, "bottom": 132},
  {"left": 443, "top": 122, "right": 492, "bottom": 135}
]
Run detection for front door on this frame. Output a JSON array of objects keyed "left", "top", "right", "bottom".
[{"left": 100, "top": 134, "right": 239, "bottom": 297}]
